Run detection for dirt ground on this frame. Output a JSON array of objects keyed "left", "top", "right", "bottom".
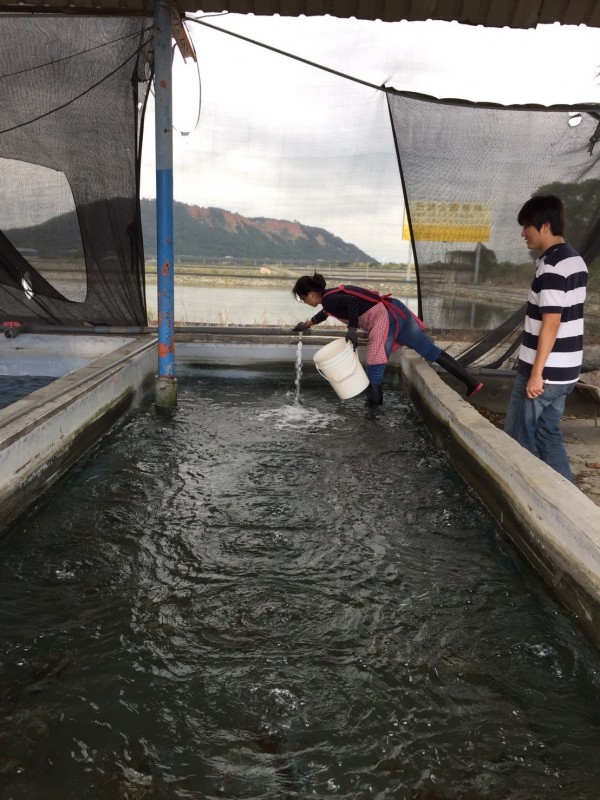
[
  {"left": 476, "top": 405, "right": 600, "bottom": 507},
  {"left": 562, "top": 416, "right": 600, "bottom": 506}
]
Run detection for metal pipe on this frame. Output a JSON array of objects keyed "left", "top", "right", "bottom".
[
  {"left": 5, "top": 326, "right": 155, "bottom": 335},
  {"left": 13, "top": 325, "right": 352, "bottom": 337},
  {"left": 171, "top": 326, "right": 348, "bottom": 336},
  {"left": 153, "top": 0, "right": 177, "bottom": 407}
]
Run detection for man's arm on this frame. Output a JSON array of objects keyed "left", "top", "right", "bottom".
[{"left": 526, "top": 312, "right": 562, "bottom": 398}]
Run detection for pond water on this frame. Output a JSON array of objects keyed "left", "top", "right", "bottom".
[
  {"left": 0, "top": 375, "right": 55, "bottom": 410},
  {"left": 144, "top": 284, "right": 512, "bottom": 331},
  {"left": 2, "top": 366, "right": 600, "bottom": 799}
]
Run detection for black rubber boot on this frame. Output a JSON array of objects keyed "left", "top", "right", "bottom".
[
  {"left": 435, "top": 351, "right": 483, "bottom": 398},
  {"left": 365, "top": 383, "right": 383, "bottom": 407}
]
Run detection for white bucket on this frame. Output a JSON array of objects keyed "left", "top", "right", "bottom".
[{"left": 313, "top": 338, "right": 370, "bottom": 399}]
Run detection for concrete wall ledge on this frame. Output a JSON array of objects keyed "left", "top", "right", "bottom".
[
  {"left": 398, "top": 349, "right": 600, "bottom": 644},
  {"left": 0, "top": 335, "right": 157, "bottom": 535},
  {"left": 0, "top": 332, "right": 140, "bottom": 377}
]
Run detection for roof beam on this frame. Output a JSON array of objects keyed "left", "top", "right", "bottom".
[{"left": 0, "top": 0, "right": 599, "bottom": 28}]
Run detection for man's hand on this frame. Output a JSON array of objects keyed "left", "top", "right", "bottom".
[
  {"left": 526, "top": 374, "right": 545, "bottom": 399},
  {"left": 527, "top": 312, "right": 561, "bottom": 399},
  {"left": 293, "top": 321, "right": 310, "bottom": 332}
]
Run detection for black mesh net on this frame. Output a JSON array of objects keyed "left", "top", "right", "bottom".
[
  {"left": 387, "top": 92, "right": 600, "bottom": 371},
  {"left": 0, "top": 16, "right": 152, "bottom": 327}
]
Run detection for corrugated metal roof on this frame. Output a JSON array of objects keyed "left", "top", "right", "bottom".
[{"left": 2, "top": 0, "right": 600, "bottom": 28}]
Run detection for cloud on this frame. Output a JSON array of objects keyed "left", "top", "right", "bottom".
[{"left": 141, "top": 16, "right": 600, "bottom": 262}]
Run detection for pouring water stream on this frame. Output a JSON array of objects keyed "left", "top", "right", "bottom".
[
  {"left": 294, "top": 334, "right": 303, "bottom": 405},
  {"left": 259, "top": 334, "right": 337, "bottom": 429}
]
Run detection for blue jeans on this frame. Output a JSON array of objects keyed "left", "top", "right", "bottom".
[
  {"left": 367, "top": 301, "right": 441, "bottom": 386},
  {"left": 385, "top": 300, "right": 441, "bottom": 362},
  {"left": 504, "top": 373, "right": 575, "bottom": 481}
]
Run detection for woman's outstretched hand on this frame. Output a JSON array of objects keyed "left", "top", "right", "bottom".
[{"left": 293, "top": 321, "right": 310, "bottom": 332}]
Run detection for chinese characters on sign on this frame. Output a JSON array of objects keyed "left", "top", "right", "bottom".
[{"left": 403, "top": 201, "right": 492, "bottom": 242}]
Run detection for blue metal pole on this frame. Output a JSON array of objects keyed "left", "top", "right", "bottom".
[{"left": 154, "top": 0, "right": 177, "bottom": 407}]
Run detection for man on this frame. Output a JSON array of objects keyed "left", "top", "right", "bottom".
[{"left": 504, "top": 194, "right": 587, "bottom": 481}]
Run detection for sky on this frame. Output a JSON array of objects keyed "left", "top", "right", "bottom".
[{"left": 140, "top": 16, "right": 600, "bottom": 263}]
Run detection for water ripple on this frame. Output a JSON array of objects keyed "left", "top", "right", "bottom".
[{"left": 1, "top": 369, "right": 600, "bottom": 799}]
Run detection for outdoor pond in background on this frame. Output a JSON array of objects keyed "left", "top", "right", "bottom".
[
  {"left": 2, "top": 366, "right": 600, "bottom": 799},
  {"left": 144, "top": 283, "right": 516, "bottom": 331}
]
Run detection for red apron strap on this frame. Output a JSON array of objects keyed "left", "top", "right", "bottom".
[{"left": 323, "top": 285, "right": 425, "bottom": 331}]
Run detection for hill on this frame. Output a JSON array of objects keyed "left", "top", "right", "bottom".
[
  {"left": 4, "top": 200, "right": 375, "bottom": 263},
  {"left": 140, "top": 200, "right": 374, "bottom": 262}
]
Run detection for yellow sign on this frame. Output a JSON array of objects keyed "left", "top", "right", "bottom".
[{"left": 403, "top": 201, "right": 492, "bottom": 242}]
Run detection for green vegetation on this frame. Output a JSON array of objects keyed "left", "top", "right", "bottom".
[
  {"left": 4, "top": 200, "right": 375, "bottom": 264},
  {"left": 425, "top": 179, "right": 600, "bottom": 288},
  {"left": 141, "top": 200, "right": 374, "bottom": 263},
  {"left": 5, "top": 213, "right": 84, "bottom": 258},
  {"left": 531, "top": 180, "right": 600, "bottom": 274}
]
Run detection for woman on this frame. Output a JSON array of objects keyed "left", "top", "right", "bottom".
[{"left": 292, "top": 272, "right": 483, "bottom": 405}]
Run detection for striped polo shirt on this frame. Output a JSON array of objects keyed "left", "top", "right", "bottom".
[{"left": 517, "top": 242, "right": 587, "bottom": 384}]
